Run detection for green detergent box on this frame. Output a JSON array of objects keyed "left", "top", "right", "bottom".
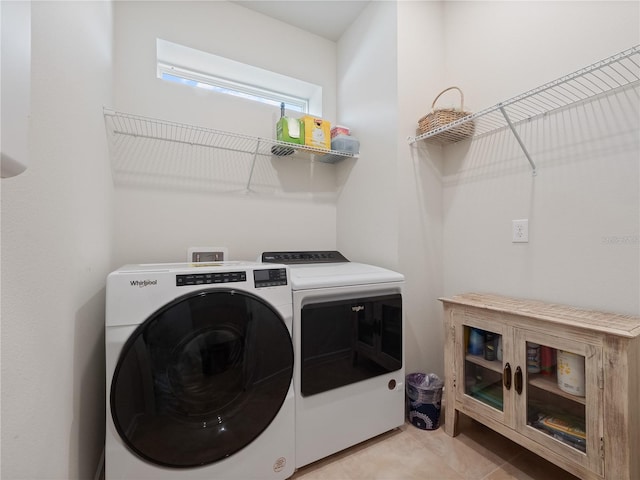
[{"left": 276, "top": 117, "right": 304, "bottom": 145}]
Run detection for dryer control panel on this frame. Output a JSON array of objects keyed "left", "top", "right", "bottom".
[
  {"left": 253, "top": 268, "right": 288, "bottom": 288},
  {"left": 261, "top": 250, "right": 349, "bottom": 264}
]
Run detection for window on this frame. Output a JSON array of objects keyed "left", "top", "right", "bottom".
[
  {"left": 157, "top": 39, "right": 322, "bottom": 115},
  {"left": 158, "top": 63, "right": 308, "bottom": 113}
]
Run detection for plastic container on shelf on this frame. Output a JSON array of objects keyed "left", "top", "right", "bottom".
[
  {"left": 557, "top": 350, "right": 585, "bottom": 397},
  {"left": 330, "top": 134, "right": 359, "bottom": 154},
  {"left": 330, "top": 125, "right": 350, "bottom": 138}
]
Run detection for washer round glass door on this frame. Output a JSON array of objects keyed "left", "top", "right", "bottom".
[{"left": 110, "top": 288, "right": 294, "bottom": 468}]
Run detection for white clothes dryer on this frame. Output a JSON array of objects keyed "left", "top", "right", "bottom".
[
  {"left": 105, "top": 262, "right": 294, "bottom": 480},
  {"left": 261, "top": 251, "right": 405, "bottom": 468}
]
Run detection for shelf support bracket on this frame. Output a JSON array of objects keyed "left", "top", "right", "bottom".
[
  {"left": 246, "top": 140, "right": 260, "bottom": 191},
  {"left": 499, "top": 105, "right": 537, "bottom": 176}
]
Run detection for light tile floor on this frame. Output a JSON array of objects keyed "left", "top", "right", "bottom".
[{"left": 290, "top": 412, "right": 580, "bottom": 480}]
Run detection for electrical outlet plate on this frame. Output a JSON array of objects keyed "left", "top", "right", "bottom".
[
  {"left": 512, "top": 219, "right": 529, "bottom": 243},
  {"left": 187, "top": 247, "right": 229, "bottom": 263}
]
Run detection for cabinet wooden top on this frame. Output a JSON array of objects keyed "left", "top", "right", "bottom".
[{"left": 439, "top": 293, "right": 640, "bottom": 338}]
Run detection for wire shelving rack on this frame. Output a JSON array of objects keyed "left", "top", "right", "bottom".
[
  {"left": 103, "top": 109, "right": 357, "bottom": 190},
  {"left": 408, "top": 45, "right": 640, "bottom": 175}
]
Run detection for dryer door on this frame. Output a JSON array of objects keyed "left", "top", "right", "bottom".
[{"left": 110, "top": 288, "right": 293, "bottom": 468}]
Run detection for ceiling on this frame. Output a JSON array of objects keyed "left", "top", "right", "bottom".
[{"left": 232, "top": 1, "right": 370, "bottom": 42}]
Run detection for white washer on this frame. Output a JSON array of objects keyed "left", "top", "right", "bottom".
[
  {"left": 105, "top": 262, "right": 295, "bottom": 479},
  {"left": 261, "top": 251, "right": 405, "bottom": 468}
]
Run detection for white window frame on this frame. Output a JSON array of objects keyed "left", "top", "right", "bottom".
[
  {"left": 157, "top": 39, "right": 322, "bottom": 115},
  {"left": 158, "top": 63, "right": 308, "bottom": 113}
]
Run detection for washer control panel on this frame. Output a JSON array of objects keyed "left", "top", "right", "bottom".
[
  {"left": 261, "top": 250, "right": 349, "bottom": 264},
  {"left": 253, "top": 268, "right": 288, "bottom": 288},
  {"left": 176, "top": 271, "right": 246, "bottom": 286}
]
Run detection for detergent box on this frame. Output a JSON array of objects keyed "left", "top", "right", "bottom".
[
  {"left": 276, "top": 116, "right": 304, "bottom": 145},
  {"left": 302, "top": 115, "right": 331, "bottom": 150}
]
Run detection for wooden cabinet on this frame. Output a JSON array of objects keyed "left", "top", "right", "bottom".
[{"left": 440, "top": 293, "right": 640, "bottom": 480}]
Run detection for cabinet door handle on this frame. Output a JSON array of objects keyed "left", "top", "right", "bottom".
[
  {"left": 515, "top": 366, "right": 523, "bottom": 395},
  {"left": 503, "top": 362, "right": 512, "bottom": 390}
]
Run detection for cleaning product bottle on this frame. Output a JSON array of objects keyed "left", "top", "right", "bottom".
[
  {"left": 468, "top": 328, "right": 484, "bottom": 356},
  {"left": 527, "top": 343, "right": 541, "bottom": 373},
  {"left": 484, "top": 332, "right": 496, "bottom": 361},
  {"left": 276, "top": 102, "right": 303, "bottom": 145}
]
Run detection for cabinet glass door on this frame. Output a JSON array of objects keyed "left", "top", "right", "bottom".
[
  {"left": 451, "top": 307, "right": 518, "bottom": 433},
  {"left": 516, "top": 331, "right": 603, "bottom": 476},
  {"left": 452, "top": 310, "right": 511, "bottom": 427},
  {"left": 464, "top": 326, "right": 504, "bottom": 412}
]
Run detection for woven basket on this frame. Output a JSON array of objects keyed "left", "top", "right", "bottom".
[{"left": 418, "top": 86, "right": 475, "bottom": 144}]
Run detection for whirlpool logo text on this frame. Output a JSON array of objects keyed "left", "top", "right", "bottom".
[{"left": 130, "top": 279, "right": 158, "bottom": 288}]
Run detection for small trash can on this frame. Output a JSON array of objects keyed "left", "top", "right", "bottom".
[{"left": 406, "top": 372, "right": 443, "bottom": 430}]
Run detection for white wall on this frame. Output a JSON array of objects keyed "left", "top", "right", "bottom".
[
  {"left": 441, "top": 1, "right": 640, "bottom": 315},
  {"left": 336, "top": 1, "right": 399, "bottom": 268},
  {"left": 1, "top": 0, "right": 31, "bottom": 178},
  {"left": 112, "top": 1, "right": 341, "bottom": 265},
  {"left": 1, "top": 2, "right": 113, "bottom": 479},
  {"left": 396, "top": 1, "right": 447, "bottom": 377}
]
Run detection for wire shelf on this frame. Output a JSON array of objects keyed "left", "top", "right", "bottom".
[
  {"left": 408, "top": 45, "right": 640, "bottom": 174},
  {"left": 103, "top": 109, "right": 357, "bottom": 190}
]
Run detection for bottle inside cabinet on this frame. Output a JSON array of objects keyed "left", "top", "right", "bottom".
[
  {"left": 525, "top": 342, "right": 587, "bottom": 453},
  {"left": 464, "top": 326, "right": 504, "bottom": 411}
]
